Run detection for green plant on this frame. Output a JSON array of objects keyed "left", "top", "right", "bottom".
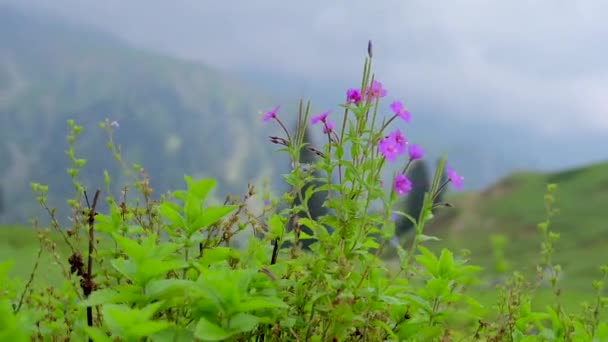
[{"left": 1, "top": 41, "right": 607, "bottom": 342}]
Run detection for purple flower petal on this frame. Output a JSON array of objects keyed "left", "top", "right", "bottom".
[
  {"left": 346, "top": 88, "right": 362, "bottom": 104},
  {"left": 447, "top": 166, "right": 464, "bottom": 191},
  {"left": 311, "top": 111, "right": 329, "bottom": 125},
  {"left": 323, "top": 120, "right": 335, "bottom": 134},
  {"left": 408, "top": 144, "right": 424, "bottom": 160},
  {"left": 263, "top": 105, "right": 280, "bottom": 122},
  {"left": 390, "top": 100, "right": 411, "bottom": 122},
  {"left": 394, "top": 173, "right": 412, "bottom": 196}
]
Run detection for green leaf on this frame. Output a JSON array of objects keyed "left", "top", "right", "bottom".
[
  {"left": 185, "top": 193, "right": 202, "bottom": 228},
  {"left": 228, "top": 313, "right": 259, "bottom": 333},
  {"left": 363, "top": 239, "right": 380, "bottom": 249},
  {"left": 399, "top": 323, "right": 442, "bottom": 341},
  {"left": 0, "top": 300, "right": 30, "bottom": 342},
  {"left": 185, "top": 176, "right": 216, "bottom": 201},
  {"left": 145, "top": 279, "right": 195, "bottom": 300},
  {"left": 425, "top": 278, "right": 450, "bottom": 298},
  {"left": 267, "top": 214, "right": 285, "bottom": 239},
  {"left": 417, "top": 234, "right": 441, "bottom": 242},
  {"left": 335, "top": 144, "right": 344, "bottom": 159},
  {"left": 199, "top": 247, "right": 240, "bottom": 267},
  {"left": 151, "top": 327, "right": 195, "bottom": 342},
  {"left": 373, "top": 320, "right": 398, "bottom": 340},
  {"left": 128, "top": 321, "right": 171, "bottom": 338},
  {"left": 299, "top": 218, "right": 330, "bottom": 240},
  {"left": 110, "top": 258, "right": 137, "bottom": 282},
  {"left": 113, "top": 234, "right": 145, "bottom": 261},
  {"left": 194, "top": 317, "right": 232, "bottom": 341},
  {"left": 403, "top": 293, "right": 433, "bottom": 314},
  {"left": 416, "top": 245, "right": 439, "bottom": 276},
  {"left": 102, "top": 304, "right": 134, "bottom": 335},
  {"left": 95, "top": 214, "right": 118, "bottom": 234},
  {"left": 173, "top": 190, "right": 188, "bottom": 202},
  {"left": 438, "top": 249, "right": 454, "bottom": 278},
  {"left": 101, "top": 302, "right": 168, "bottom": 340},
  {"left": 236, "top": 297, "right": 288, "bottom": 312},
  {"left": 193, "top": 205, "right": 238, "bottom": 231},
  {"left": 159, "top": 202, "right": 184, "bottom": 227},
  {"left": 137, "top": 259, "right": 189, "bottom": 285},
  {"left": 78, "top": 287, "right": 142, "bottom": 307},
  {"left": 82, "top": 326, "right": 113, "bottom": 342}
]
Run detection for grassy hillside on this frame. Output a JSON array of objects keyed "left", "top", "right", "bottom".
[
  {"left": 0, "top": 226, "right": 69, "bottom": 288},
  {"left": 0, "top": 6, "right": 281, "bottom": 224},
  {"left": 423, "top": 161, "right": 608, "bottom": 309}
]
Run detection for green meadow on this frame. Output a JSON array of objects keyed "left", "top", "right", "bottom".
[
  {"left": 417, "top": 162, "right": 608, "bottom": 314},
  {"left": 0, "top": 226, "right": 74, "bottom": 289}
]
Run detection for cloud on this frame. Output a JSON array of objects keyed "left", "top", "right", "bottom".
[{"left": 5, "top": 0, "right": 608, "bottom": 134}]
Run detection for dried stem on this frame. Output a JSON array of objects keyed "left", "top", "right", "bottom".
[{"left": 83, "top": 189, "right": 101, "bottom": 338}]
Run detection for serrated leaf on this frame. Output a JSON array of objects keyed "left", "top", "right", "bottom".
[
  {"left": 102, "top": 304, "right": 134, "bottom": 335},
  {"left": 151, "top": 327, "right": 195, "bottom": 342},
  {"left": 110, "top": 258, "right": 137, "bottom": 282},
  {"left": 185, "top": 176, "right": 216, "bottom": 201},
  {"left": 438, "top": 249, "right": 454, "bottom": 278},
  {"left": 159, "top": 202, "right": 184, "bottom": 227},
  {"left": 299, "top": 218, "right": 329, "bottom": 240},
  {"left": 112, "top": 234, "right": 145, "bottom": 261},
  {"left": 194, "top": 317, "right": 232, "bottom": 341},
  {"left": 199, "top": 247, "right": 239, "bottom": 266},
  {"left": 416, "top": 245, "right": 439, "bottom": 276},
  {"left": 137, "top": 259, "right": 189, "bottom": 285},
  {"left": 139, "top": 301, "right": 166, "bottom": 320},
  {"left": 426, "top": 278, "right": 450, "bottom": 298},
  {"left": 78, "top": 287, "right": 140, "bottom": 307},
  {"left": 403, "top": 293, "right": 432, "bottom": 314},
  {"left": 192, "top": 205, "right": 237, "bottom": 232},
  {"left": 228, "top": 313, "right": 259, "bottom": 333},
  {"left": 145, "top": 279, "right": 195, "bottom": 300},
  {"left": 184, "top": 193, "right": 202, "bottom": 228},
  {"left": 82, "top": 326, "right": 113, "bottom": 342},
  {"left": 128, "top": 321, "right": 171, "bottom": 339}
]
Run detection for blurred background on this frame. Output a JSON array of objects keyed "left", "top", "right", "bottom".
[{"left": 1, "top": 1, "right": 607, "bottom": 307}]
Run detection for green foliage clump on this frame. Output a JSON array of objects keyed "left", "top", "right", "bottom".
[{"left": 1, "top": 43, "right": 607, "bottom": 342}]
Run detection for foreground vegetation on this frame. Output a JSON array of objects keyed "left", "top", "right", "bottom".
[{"left": 1, "top": 43, "right": 607, "bottom": 341}]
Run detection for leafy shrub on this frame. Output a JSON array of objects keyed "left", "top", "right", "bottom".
[{"left": 1, "top": 42, "right": 607, "bottom": 341}]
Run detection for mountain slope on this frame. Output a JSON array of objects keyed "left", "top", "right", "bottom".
[
  {"left": 425, "top": 161, "right": 608, "bottom": 297},
  {"left": 0, "top": 6, "right": 279, "bottom": 223}
]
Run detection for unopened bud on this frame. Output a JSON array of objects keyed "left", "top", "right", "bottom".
[
  {"left": 269, "top": 136, "right": 288, "bottom": 146},
  {"left": 308, "top": 147, "right": 325, "bottom": 158}
]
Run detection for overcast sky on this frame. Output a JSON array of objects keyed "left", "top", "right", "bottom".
[{"left": 6, "top": 0, "right": 608, "bottom": 136}]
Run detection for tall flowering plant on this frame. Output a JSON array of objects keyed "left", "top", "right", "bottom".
[
  {"left": 263, "top": 41, "right": 463, "bottom": 255},
  {"left": 260, "top": 41, "right": 474, "bottom": 340}
]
